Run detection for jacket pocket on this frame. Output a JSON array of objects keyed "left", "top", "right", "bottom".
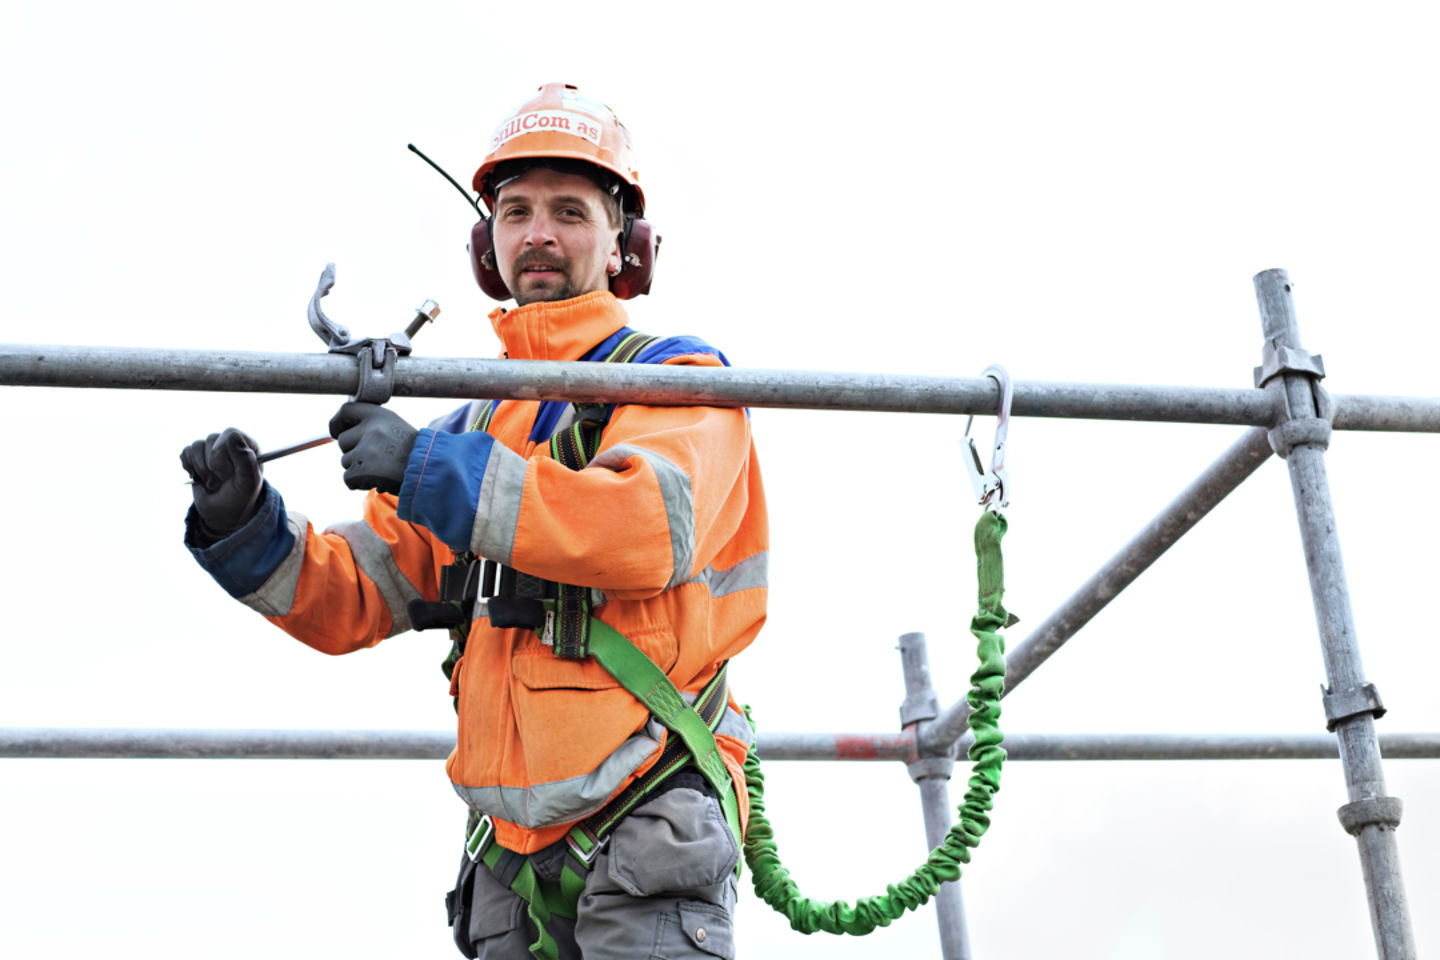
[
  {"left": 511, "top": 650, "right": 624, "bottom": 691},
  {"left": 509, "top": 619, "right": 679, "bottom": 691}
]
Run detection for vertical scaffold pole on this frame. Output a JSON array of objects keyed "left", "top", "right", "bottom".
[
  {"left": 1252, "top": 269, "right": 1416, "bottom": 959},
  {"left": 898, "top": 632, "right": 970, "bottom": 960}
]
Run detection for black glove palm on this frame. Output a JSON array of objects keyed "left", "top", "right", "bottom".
[
  {"left": 329, "top": 401, "right": 417, "bottom": 495},
  {"left": 180, "top": 428, "right": 264, "bottom": 540}
]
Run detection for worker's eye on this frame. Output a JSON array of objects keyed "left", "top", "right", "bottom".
[{"left": 499, "top": 206, "right": 527, "bottom": 220}]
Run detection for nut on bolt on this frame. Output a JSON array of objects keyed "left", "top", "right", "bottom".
[{"left": 406, "top": 299, "right": 441, "bottom": 339}]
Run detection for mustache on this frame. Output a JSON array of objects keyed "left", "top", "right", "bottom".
[{"left": 515, "top": 251, "right": 566, "bottom": 271}]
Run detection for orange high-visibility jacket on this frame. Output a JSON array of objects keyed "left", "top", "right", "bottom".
[{"left": 187, "top": 291, "right": 767, "bottom": 853}]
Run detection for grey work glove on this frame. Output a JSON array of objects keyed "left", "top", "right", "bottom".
[
  {"left": 180, "top": 428, "right": 264, "bottom": 540},
  {"left": 329, "top": 401, "right": 417, "bottom": 496}
]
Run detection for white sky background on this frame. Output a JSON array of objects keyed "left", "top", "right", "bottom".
[{"left": 2, "top": 1, "right": 1439, "bottom": 957}]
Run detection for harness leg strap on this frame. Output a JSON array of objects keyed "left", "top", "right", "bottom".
[{"left": 475, "top": 827, "right": 576, "bottom": 960}]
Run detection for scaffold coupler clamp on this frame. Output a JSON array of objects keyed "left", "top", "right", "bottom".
[
  {"left": 1254, "top": 339, "right": 1333, "bottom": 458},
  {"left": 899, "top": 684, "right": 944, "bottom": 778},
  {"left": 1321, "top": 681, "right": 1386, "bottom": 733},
  {"left": 963, "top": 364, "right": 1012, "bottom": 509},
  {"left": 1320, "top": 681, "right": 1402, "bottom": 836},
  {"left": 306, "top": 261, "right": 441, "bottom": 404}
]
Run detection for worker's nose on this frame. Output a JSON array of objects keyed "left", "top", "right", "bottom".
[{"left": 524, "top": 212, "right": 558, "bottom": 247}]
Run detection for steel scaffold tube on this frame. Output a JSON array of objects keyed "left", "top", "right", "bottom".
[
  {"left": 4, "top": 342, "right": 1438, "bottom": 429},
  {"left": 4, "top": 728, "right": 1438, "bottom": 761}
]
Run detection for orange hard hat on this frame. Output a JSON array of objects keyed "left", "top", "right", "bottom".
[{"left": 473, "top": 83, "right": 645, "bottom": 216}]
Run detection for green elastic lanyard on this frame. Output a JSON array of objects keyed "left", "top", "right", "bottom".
[{"left": 742, "top": 510, "right": 1010, "bottom": 935}]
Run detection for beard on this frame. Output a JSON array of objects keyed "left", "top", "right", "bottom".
[
  {"left": 509, "top": 251, "right": 579, "bottom": 305},
  {"left": 513, "top": 277, "right": 579, "bottom": 305}
]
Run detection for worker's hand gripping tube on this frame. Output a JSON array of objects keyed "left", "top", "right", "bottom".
[{"left": 328, "top": 400, "right": 419, "bottom": 495}]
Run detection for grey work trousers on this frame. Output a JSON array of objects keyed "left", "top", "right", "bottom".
[{"left": 455, "top": 783, "right": 739, "bottom": 959}]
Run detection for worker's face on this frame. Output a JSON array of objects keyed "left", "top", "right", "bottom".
[{"left": 492, "top": 167, "right": 623, "bottom": 306}]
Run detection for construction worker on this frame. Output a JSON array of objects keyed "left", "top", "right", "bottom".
[{"left": 180, "top": 83, "right": 767, "bottom": 959}]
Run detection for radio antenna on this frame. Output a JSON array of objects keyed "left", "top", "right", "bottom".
[{"left": 408, "top": 143, "right": 484, "bottom": 219}]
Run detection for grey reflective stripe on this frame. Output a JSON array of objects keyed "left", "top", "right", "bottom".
[
  {"left": 451, "top": 694, "right": 745, "bottom": 829},
  {"left": 589, "top": 443, "right": 695, "bottom": 589},
  {"left": 328, "top": 519, "right": 425, "bottom": 637},
  {"left": 685, "top": 551, "right": 768, "bottom": 598},
  {"left": 470, "top": 443, "right": 529, "bottom": 565},
  {"left": 451, "top": 719, "right": 664, "bottom": 828},
  {"left": 238, "top": 513, "right": 309, "bottom": 617}
]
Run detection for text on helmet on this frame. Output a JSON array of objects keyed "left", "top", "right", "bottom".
[{"left": 491, "top": 111, "right": 603, "bottom": 151}]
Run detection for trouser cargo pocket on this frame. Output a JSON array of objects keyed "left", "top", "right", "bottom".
[{"left": 575, "top": 777, "right": 740, "bottom": 959}]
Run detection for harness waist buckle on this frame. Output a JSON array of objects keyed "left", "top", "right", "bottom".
[
  {"left": 465, "top": 814, "right": 494, "bottom": 863},
  {"left": 565, "top": 823, "right": 607, "bottom": 867}
]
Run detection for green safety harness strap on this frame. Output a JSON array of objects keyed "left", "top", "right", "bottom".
[
  {"left": 546, "top": 332, "right": 659, "bottom": 660},
  {"left": 587, "top": 617, "right": 744, "bottom": 848},
  {"left": 466, "top": 618, "right": 742, "bottom": 960},
  {"left": 742, "top": 509, "right": 1010, "bottom": 935},
  {"left": 449, "top": 330, "right": 745, "bottom": 959},
  {"left": 479, "top": 840, "right": 575, "bottom": 960}
]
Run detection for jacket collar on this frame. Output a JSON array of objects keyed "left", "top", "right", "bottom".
[{"left": 488, "top": 290, "right": 629, "bottom": 362}]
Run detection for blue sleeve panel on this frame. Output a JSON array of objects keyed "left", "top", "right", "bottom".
[
  {"left": 398, "top": 428, "right": 498, "bottom": 551},
  {"left": 184, "top": 481, "right": 298, "bottom": 599}
]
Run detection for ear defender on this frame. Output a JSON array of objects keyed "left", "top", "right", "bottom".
[
  {"left": 470, "top": 219, "right": 512, "bottom": 301},
  {"left": 610, "top": 216, "right": 661, "bottom": 300},
  {"left": 469, "top": 216, "right": 662, "bottom": 302}
]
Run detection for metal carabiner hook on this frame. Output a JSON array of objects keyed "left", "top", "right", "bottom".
[{"left": 963, "top": 364, "right": 1012, "bottom": 509}]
